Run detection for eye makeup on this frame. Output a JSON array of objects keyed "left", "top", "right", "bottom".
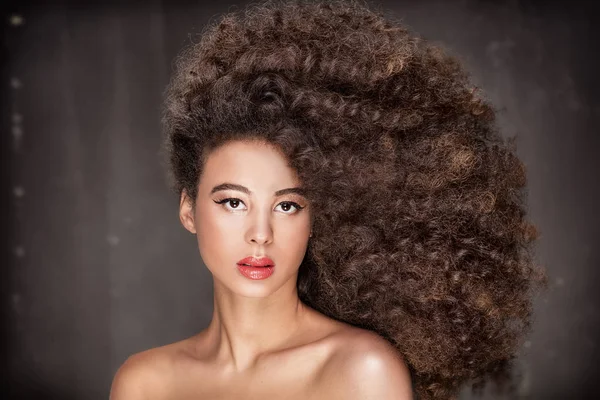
[{"left": 212, "top": 197, "right": 306, "bottom": 214}]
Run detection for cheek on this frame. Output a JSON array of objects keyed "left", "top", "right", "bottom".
[
  {"left": 195, "top": 207, "right": 242, "bottom": 265},
  {"left": 275, "top": 216, "right": 311, "bottom": 259}
]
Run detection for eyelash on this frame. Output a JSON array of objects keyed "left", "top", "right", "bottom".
[{"left": 213, "top": 198, "right": 305, "bottom": 213}]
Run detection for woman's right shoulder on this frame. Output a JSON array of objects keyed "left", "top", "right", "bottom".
[{"left": 109, "top": 337, "right": 197, "bottom": 400}]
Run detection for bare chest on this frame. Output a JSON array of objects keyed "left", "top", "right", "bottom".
[{"left": 163, "top": 345, "right": 336, "bottom": 400}]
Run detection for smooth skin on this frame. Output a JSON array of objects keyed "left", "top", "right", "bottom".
[{"left": 110, "top": 140, "right": 413, "bottom": 399}]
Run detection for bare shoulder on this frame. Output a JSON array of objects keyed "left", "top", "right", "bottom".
[
  {"left": 321, "top": 326, "right": 414, "bottom": 400},
  {"left": 109, "top": 338, "right": 196, "bottom": 400}
]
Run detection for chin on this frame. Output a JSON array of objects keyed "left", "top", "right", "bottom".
[
  {"left": 214, "top": 269, "right": 297, "bottom": 298},
  {"left": 235, "top": 285, "right": 279, "bottom": 298}
]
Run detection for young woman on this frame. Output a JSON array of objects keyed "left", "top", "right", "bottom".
[{"left": 110, "top": 1, "right": 544, "bottom": 399}]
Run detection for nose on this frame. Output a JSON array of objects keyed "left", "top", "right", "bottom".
[{"left": 244, "top": 210, "right": 274, "bottom": 245}]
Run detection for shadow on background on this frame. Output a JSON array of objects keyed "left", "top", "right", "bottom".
[{"left": 8, "top": 381, "right": 78, "bottom": 400}]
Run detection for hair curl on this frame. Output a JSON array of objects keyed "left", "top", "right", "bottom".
[{"left": 162, "top": 1, "right": 545, "bottom": 398}]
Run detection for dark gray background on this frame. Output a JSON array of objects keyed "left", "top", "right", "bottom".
[{"left": 2, "top": 0, "right": 598, "bottom": 399}]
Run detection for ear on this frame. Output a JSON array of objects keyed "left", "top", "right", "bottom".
[{"left": 179, "top": 190, "right": 197, "bottom": 234}]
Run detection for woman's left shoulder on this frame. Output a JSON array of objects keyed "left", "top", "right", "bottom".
[{"left": 323, "top": 326, "right": 414, "bottom": 399}]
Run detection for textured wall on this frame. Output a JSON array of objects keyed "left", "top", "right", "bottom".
[{"left": 2, "top": 1, "right": 598, "bottom": 399}]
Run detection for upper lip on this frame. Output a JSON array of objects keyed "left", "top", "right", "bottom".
[{"left": 237, "top": 256, "right": 275, "bottom": 267}]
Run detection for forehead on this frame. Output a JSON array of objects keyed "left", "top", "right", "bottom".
[{"left": 199, "top": 140, "right": 300, "bottom": 189}]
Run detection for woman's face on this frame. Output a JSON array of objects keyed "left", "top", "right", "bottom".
[{"left": 179, "top": 139, "right": 311, "bottom": 298}]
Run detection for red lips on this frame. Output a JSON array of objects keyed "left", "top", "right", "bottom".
[
  {"left": 236, "top": 256, "right": 275, "bottom": 267},
  {"left": 236, "top": 256, "right": 276, "bottom": 280}
]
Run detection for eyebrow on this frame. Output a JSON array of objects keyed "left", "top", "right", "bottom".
[{"left": 210, "top": 183, "right": 306, "bottom": 197}]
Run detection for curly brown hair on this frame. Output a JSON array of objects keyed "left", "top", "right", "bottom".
[{"left": 162, "top": 0, "right": 545, "bottom": 398}]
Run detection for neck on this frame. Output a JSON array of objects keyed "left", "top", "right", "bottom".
[{"left": 204, "top": 279, "right": 307, "bottom": 372}]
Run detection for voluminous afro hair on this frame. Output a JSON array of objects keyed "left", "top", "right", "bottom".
[{"left": 163, "top": 1, "right": 545, "bottom": 398}]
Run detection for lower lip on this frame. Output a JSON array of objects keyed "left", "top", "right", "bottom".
[{"left": 236, "top": 265, "right": 275, "bottom": 280}]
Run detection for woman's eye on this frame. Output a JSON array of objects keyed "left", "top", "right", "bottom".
[
  {"left": 275, "top": 201, "right": 303, "bottom": 214},
  {"left": 214, "top": 198, "right": 247, "bottom": 211}
]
